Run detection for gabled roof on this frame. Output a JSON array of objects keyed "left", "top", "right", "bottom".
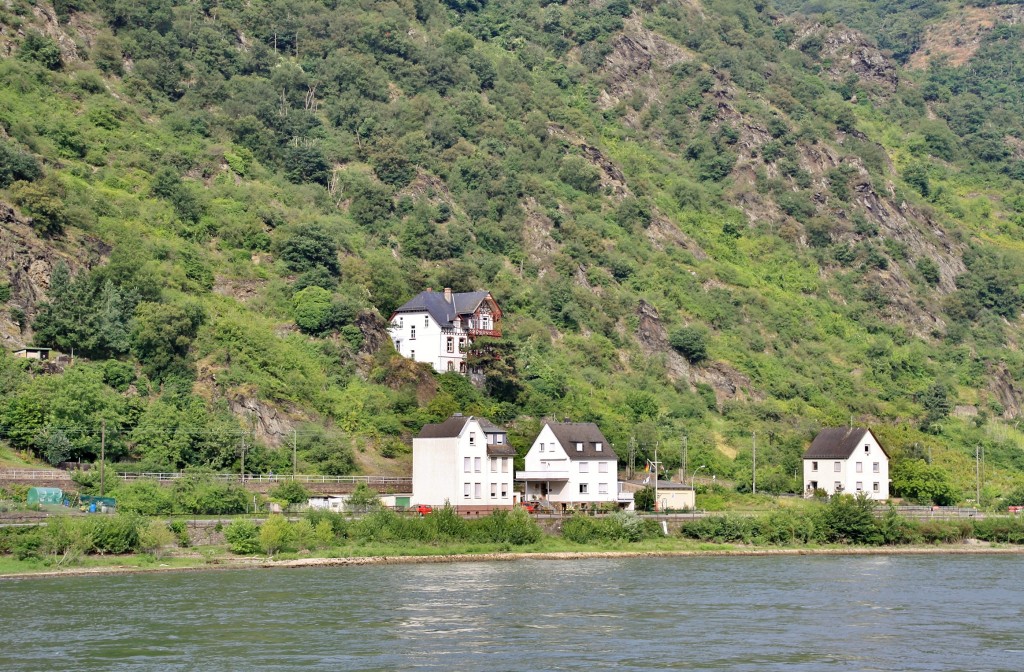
[
  {"left": 803, "top": 427, "right": 889, "bottom": 460},
  {"left": 417, "top": 415, "right": 472, "bottom": 439},
  {"left": 545, "top": 421, "right": 611, "bottom": 460},
  {"left": 416, "top": 414, "right": 507, "bottom": 440},
  {"left": 392, "top": 289, "right": 495, "bottom": 327}
]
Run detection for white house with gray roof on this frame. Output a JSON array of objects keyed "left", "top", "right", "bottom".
[
  {"left": 803, "top": 427, "right": 890, "bottom": 500},
  {"left": 389, "top": 288, "right": 502, "bottom": 374},
  {"left": 517, "top": 421, "right": 633, "bottom": 511},
  {"left": 413, "top": 414, "right": 516, "bottom": 512}
]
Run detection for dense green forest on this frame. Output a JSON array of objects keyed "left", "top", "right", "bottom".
[{"left": 2, "top": 0, "right": 1024, "bottom": 505}]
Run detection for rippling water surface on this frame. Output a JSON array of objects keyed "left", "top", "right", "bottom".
[{"left": 3, "top": 555, "right": 1024, "bottom": 671}]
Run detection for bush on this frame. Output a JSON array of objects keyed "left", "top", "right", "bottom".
[
  {"left": 633, "top": 486, "right": 655, "bottom": 512},
  {"left": 139, "top": 519, "right": 177, "bottom": 558},
  {"left": 270, "top": 480, "right": 311, "bottom": 505},
  {"left": 259, "top": 515, "right": 294, "bottom": 555},
  {"left": 86, "top": 514, "right": 143, "bottom": 554},
  {"left": 476, "top": 508, "right": 542, "bottom": 546},
  {"left": 668, "top": 327, "right": 709, "bottom": 363},
  {"left": 225, "top": 520, "right": 261, "bottom": 554}
]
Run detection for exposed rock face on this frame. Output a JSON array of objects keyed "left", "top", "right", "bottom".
[
  {"left": 908, "top": 5, "right": 1024, "bottom": 70},
  {"left": 634, "top": 299, "right": 759, "bottom": 404},
  {"left": 546, "top": 124, "right": 632, "bottom": 201},
  {"left": 228, "top": 394, "right": 296, "bottom": 448},
  {"left": 355, "top": 309, "right": 390, "bottom": 355},
  {"left": 989, "top": 362, "right": 1024, "bottom": 420},
  {"left": 0, "top": 203, "right": 108, "bottom": 349},
  {"left": 790, "top": 23, "right": 898, "bottom": 95}
]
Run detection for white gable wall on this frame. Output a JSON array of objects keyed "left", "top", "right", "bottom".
[
  {"left": 803, "top": 430, "right": 889, "bottom": 500},
  {"left": 413, "top": 418, "right": 514, "bottom": 507},
  {"left": 521, "top": 424, "right": 619, "bottom": 505}
]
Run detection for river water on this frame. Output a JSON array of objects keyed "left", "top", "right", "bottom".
[{"left": 2, "top": 554, "right": 1024, "bottom": 671}]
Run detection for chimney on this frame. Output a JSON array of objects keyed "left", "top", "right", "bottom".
[
  {"left": 426, "top": 287, "right": 432, "bottom": 292},
  {"left": 444, "top": 287, "right": 452, "bottom": 302},
  {"left": 453, "top": 412, "right": 463, "bottom": 417}
]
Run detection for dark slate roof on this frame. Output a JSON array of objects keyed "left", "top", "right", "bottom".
[
  {"left": 803, "top": 427, "right": 888, "bottom": 459},
  {"left": 479, "top": 419, "right": 506, "bottom": 434},
  {"left": 392, "top": 290, "right": 492, "bottom": 327},
  {"left": 417, "top": 415, "right": 471, "bottom": 439},
  {"left": 486, "top": 444, "right": 517, "bottom": 457},
  {"left": 546, "top": 422, "right": 611, "bottom": 460}
]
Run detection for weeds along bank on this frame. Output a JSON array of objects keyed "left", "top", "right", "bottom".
[{"left": 3, "top": 497, "right": 1024, "bottom": 573}]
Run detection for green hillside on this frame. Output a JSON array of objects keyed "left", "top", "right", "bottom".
[{"left": 2, "top": 0, "right": 1024, "bottom": 506}]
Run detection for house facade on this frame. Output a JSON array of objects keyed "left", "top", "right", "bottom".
[
  {"left": 517, "top": 421, "right": 633, "bottom": 511},
  {"left": 802, "top": 427, "right": 890, "bottom": 500},
  {"left": 389, "top": 288, "right": 502, "bottom": 374},
  {"left": 412, "top": 414, "right": 516, "bottom": 512}
]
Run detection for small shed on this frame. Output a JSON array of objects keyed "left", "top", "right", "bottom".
[
  {"left": 27, "top": 487, "right": 63, "bottom": 505},
  {"left": 13, "top": 347, "right": 52, "bottom": 361}
]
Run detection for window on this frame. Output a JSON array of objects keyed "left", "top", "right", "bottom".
[
  {"left": 598, "top": 462, "right": 609, "bottom": 473},
  {"left": 575, "top": 442, "right": 583, "bottom": 452},
  {"left": 490, "top": 483, "right": 497, "bottom": 498},
  {"left": 501, "top": 458, "right": 509, "bottom": 473},
  {"left": 463, "top": 483, "right": 470, "bottom": 499},
  {"left": 579, "top": 483, "right": 589, "bottom": 494},
  {"left": 424, "top": 316, "right": 429, "bottom": 327},
  {"left": 459, "top": 362, "right": 466, "bottom": 374},
  {"left": 579, "top": 462, "right": 589, "bottom": 473},
  {"left": 490, "top": 458, "right": 497, "bottom": 473},
  {"left": 459, "top": 337, "right": 466, "bottom": 352},
  {"left": 474, "top": 483, "right": 481, "bottom": 499},
  {"left": 447, "top": 337, "right": 454, "bottom": 353},
  {"left": 501, "top": 484, "right": 508, "bottom": 498},
  {"left": 873, "top": 462, "right": 880, "bottom": 473},
  {"left": 834, "top": 481, "right": 842, "bottom": 491},
  {"left": 474, "top": 457, "right": 481, "bottom": 472},
  {"left": 410, "top": 326, "right": 416, "bottom": 340},
  {"left": 864, "top": 444, "right": 870, "bottom": 454},
  {"left": 599, "top": 483, "right": 608, "bottom": 495},
  {"left": 464, "top": 457, "right": 470, "bottom": 473},
  {"left": 834, "top": 461, "right": 841, "bottom": 472},
  {"left": 469, "top": 432, "right": 476, "bottom": 446},
  {"left": 812, "top": 461, "right": 818, "bottom": 472},
  {"left": 496, "top": 434, "right": 503, "bottom": 444},
  {"left": 856, "top": 462, "right": 863, "bottom": 473},
  {"left": 398, "top": 317, "right": 403, "bottom": 328},
  {"left": 410, "top": 350, "right": 415, "bottom": 360},
  {"left": 595, "top": 442, "right": 603, "bottom": 452},
  {"left": 873, "top": 482, "right": 880, "bottom": 492},
  {"left": 539, "top": 442, "right": 544, "bottom": 453},
  {"left": 856, "top": 481, "right": 863, "bottom": 491},
  {"left": 447, "top": 361, "right": 454, "bottom": 372}
]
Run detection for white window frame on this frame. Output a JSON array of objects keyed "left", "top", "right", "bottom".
[
  {"left": 474, "top": 482, "right": 481, "bottom": 499},
  {"left": 856, "top": 462, "right": 863, "bottom": 473},
  {"left": 579, "top": 483, "right": 589, "bottom": 494},
  {"left": 598, "top": 462, "right": 609, "bottom": 473},
  {"left": 811, "top": 461, "right": 818, "bottom": 472},
  {"left": 834, "top": 461, "right": 841, "bottom": 472},
  {"left": 464, "top": 457, "right": 470, "bottom": 473},
  {"left": 463, "top": 483, "right": 470, "bottom": 499},
  {"left": 598, "top": 483, "right": 608, "bottom": 495},
  {"left": 579, "top": 462, "right": 589, "bottom": 473},
  {"left": 474, "top": 456, "right": 481, "bottom": 473}
]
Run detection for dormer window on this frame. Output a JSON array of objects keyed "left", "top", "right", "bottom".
[
  {"left": 575, "top": 442, "right": 583, "bottom": 452},
  {"left": 497, "top": 434, "right": 503, "bottom": 444},
  {"left": 595, "top": 442, "right": 602, "bottom": 452}
]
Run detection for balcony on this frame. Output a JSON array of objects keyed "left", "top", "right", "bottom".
[{"left": 467, "top": 327, "right": 501, "bottom": 338}]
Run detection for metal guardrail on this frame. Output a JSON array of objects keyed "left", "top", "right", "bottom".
[{"left": 0, "top": 469, "right": 411, "bottom": 487}]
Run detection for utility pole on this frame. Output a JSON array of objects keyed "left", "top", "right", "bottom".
[
  {"left": 752, "top": 431, "right": 757, "bottom": 495},
  {"left": 975, "top": 445, "right": 981, "bottom": 507},
  {"left": 100, "top": 419, "right": 106, "bottom": 497},
  {"left": 241, "top": 434, "right": 247, "bottom": 483},
  {"left": 293, "top": 429, "right": 298, "bottom": 477},
  {"left": 628, "top": 435, "right": 636, "bottom": 480},
  {"left": 682, "top": 434, "right": 687, "bottom": 484},
  {"left": 651, "top": 442, "right": 662, "bottom": 512}
]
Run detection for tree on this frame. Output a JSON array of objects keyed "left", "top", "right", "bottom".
[
  {"left": 270, "top": 480, "right": 311, "bottom": 505},
  {"left": 891, "top": 458, "right": 958, "bottom": 506},
  {"left": 274, "top": 223, "right": 340, "bottom": 275},
  {"left": 347, "top": 483, "right": 381, "bottom": 511},
  {"left": 18, "top": 32, "right": 62, "bottom": 70},
  {"left": 130, "top": 301, "right": 205, "bottom": 382},
  {"left": 293, "top": 286, "right": 334, "bottom": 335},
  {"left": 820, "top": 494, "right": 881, "bottom": 544},
  {"left": 259, "top": 514, "right": 294, "bottom": 555},
  {"left": 634, "top": 486, "right": 655, "bottom": 512},
  {"left": 669, "top": 326, "right": 709, "bottom": 363},
  {"left": 0, "top": 141, "right": 42, "bottom": 188}
]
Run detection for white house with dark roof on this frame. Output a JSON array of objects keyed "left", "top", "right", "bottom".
[
  {"left": 412, "top": 414, "right": 516, "bottom": 512},
  {"left": 803, "top": 427, "right": 890, "bottom": 500},
  {"left": 517, "top": 421, "right": 633, "bottom": 511},
  {"left": 389, "top": 288, "right": 502, "bottom": 374}
]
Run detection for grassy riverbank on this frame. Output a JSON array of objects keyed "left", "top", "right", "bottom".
[{"left": 3, "top": 533, "right": 1024, "bottom": 580}]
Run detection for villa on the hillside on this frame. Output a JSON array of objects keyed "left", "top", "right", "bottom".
[
  {"left": 802, "top": 427, "right": 890, "bottom": 500},
  {"left": 412, "top": 413, "right": 516, "bottom": 513},
  {"left": 389, "top": 288, "right": 502, "bottom": 374},
  {"left": 517, "top": 421, "right": 634, "bottom": 511}
]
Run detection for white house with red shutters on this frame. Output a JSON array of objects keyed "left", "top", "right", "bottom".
[{"left": 389, "top": 288, "right": 502, "bottom": 374}]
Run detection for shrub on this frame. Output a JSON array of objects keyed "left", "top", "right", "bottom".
[
  {"left": 225, "top": 520, "right": 261, "bottom": 554},
  {"left": 669, "top": 327, "right": 709, "bottom": 363},
  {"left": 270, "top": 480, "right": 311, "bottom": 505},
  {"left": 561, "top": 514, "right": 602, "bottom": 543},
  {"left": 139, "top": 519, "right": 177, "bottom": 558},
  {"left": 86, "top": 514, "right": 143, "bottom": 554},
  {"left": 476, "top": 508, "right": 542, "bottom": 546},
  {"left": 633, "top": 486, "right": 656, "bottom": 512},
  {"left": 259, "top": 515, "right": 294, "bottom": 555}
]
